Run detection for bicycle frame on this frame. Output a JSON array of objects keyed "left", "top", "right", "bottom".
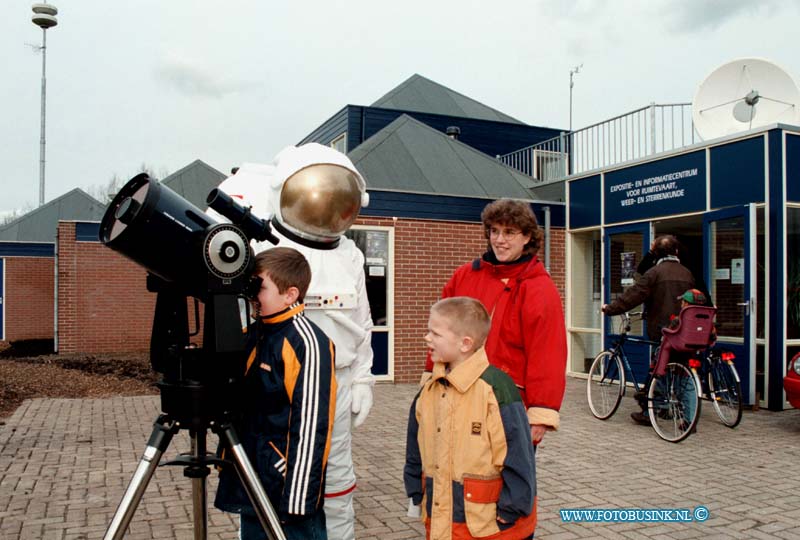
[
  {"left": 587, "top": 312, "right": 659, "bottom": 421},
  {"left": 605, "top": 313, "right": 658, "bottom": 394}
]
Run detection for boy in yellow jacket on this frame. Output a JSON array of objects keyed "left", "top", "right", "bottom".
[{"left": 405, "top": 297, "right": 537, "bottom": 540}]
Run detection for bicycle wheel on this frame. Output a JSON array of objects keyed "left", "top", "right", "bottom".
[
  {"left": 708, "top": 360, "right": 743, "bottom": 428},
  {"left": 648, "top": 362, "right": 701, "bottom": 443},
  {"left": 587, "top": 351, "right": 625, "bottom": 420}
]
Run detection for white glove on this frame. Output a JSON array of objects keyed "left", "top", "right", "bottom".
[
  {"left": 407, "top": 498, "right": 421, "bottom": 518},
  {"left": 351, "top": 381, "right": 374, "bottom": 428}
]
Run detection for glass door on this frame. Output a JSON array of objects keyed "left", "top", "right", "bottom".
[
  {"left": 703, "top": 205, "right": 755, "bottom": 405},
  {"left": 603, "top": 223, "right": 652, "bottom": 382},
  {"left": 345, "top": 225, "right": 394, "bottom": 380}
]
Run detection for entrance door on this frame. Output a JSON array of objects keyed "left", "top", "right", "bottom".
[
  {"left": 604, "top": 223, "right": 652, "bottom": 382},
  {"left": 703, "top": 205, "right": 755, "bottom": 404},
  {"left": 0, "top": 258, "right": 4, "bottom": 341},
  {"left": 345, "top": 226, "right": 394, "bottom": 380}
]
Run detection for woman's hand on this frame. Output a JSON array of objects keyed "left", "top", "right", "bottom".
[{"left": 530, "top": 424, "right": 547, "bottom": 445}]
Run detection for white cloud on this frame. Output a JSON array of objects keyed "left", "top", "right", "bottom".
[
  {"left": 153, "top": 55, "right": 254, "bottom": 98},
  {"left": 658, "top": 0, "right": 788, "bottom": 33}
]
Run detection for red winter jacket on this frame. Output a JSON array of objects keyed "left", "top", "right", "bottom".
[{"left": 425, "top": 254, "right": 567, "bottom": 429}]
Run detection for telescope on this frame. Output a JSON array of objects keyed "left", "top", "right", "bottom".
[{"left": 98, "top": 173, "right": 286, "bottom": 540}]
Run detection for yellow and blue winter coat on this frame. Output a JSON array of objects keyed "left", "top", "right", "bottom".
[
  {"left": 215, "top": 304, "right": 336, "bottom": 521},
  {"left": 405, "top": 348, "right": 537, "bottom": 540}
]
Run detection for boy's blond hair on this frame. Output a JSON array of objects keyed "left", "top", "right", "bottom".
[
  {"left": 253, "top": 247, "right": 311, "bottom": 301},
  {"left": 431, "top": 297, "right": 491, "bottom": 349}
]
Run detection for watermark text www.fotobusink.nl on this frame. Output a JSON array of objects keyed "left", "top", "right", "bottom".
[{"left": 560, "top": 506, "right": 709, "bottom": 523}]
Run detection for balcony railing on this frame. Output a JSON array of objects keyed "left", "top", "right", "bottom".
[{"left": 499, "top": 103, "right": 696, "bottom": 182}]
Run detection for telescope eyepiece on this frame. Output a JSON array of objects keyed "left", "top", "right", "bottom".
[{"left": 207, "top": 188, "right": 278, "bottom": 245}]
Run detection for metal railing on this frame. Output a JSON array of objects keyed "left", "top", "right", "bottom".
[{"left": 498, "top": 103, "right": 697, "bottom": 182}]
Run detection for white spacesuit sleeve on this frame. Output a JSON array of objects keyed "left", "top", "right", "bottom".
[{"left": 349, "top": 248, "right": 375, "bottom": 428}]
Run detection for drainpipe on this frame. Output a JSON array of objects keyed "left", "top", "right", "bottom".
[
  {"left": 543, "top": 206, "right": 551, "bottom": 272},
  {"left": 54, "top": 227, "right": 59, "bottom": 353}
]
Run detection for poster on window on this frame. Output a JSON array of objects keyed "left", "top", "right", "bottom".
[
  {"left": 731, "top": 258, "right": 745, "bottom": 285},
  {"left": 621, "top": 252, "right": 636, "bottom": 286},
  {"left": 364, "top": 231, "right": 388, "bottom": 266}
]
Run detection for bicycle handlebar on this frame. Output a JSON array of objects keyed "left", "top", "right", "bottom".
[{"left": 604, "top": 310, "right": 643, "bottom": 335}]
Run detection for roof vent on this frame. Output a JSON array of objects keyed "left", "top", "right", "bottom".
[{"left": 446, "top": 126, "right": 461, "bottom": 140}]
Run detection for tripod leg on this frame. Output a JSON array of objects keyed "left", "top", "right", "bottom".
[
  {"left": 104, "top": 415, "right": 177, "bottom": 540},
  {"left": 187, "top": 431, "right": 209, "bottom": 540},
  {"left": 217, "top": 422, "right": 287, "bottom": 540}
]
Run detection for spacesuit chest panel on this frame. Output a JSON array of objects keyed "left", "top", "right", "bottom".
[
  {"left": 258, "top": 233, "right": 360, "bottom": 311},
  {"left": 304, "top": 250, "right": 358, "bottom": 311}
]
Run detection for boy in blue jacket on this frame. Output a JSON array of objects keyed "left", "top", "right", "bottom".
[{"left": 215, "top": 247, "right": 336, "bottom": 540}]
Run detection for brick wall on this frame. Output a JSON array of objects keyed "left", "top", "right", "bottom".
[
  {"left": 55, "top": 219, "right": 567, "bottom": 381},
  {"left": 356, "top": 217, "right": 566, "bottom": 383},
  {"left": 57, "top": 222, "right": 155, "bottom": 353},
  {"left": 1, "top": 257, "right": 54, "bottom": 342}
]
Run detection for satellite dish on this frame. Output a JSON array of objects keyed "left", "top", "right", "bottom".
[{"left": 692, "top": 58, "right": 800, "bottom": 140}]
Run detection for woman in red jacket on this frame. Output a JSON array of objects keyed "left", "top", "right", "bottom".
[{"left": 423, "top": 199, "right": 567, "bottom": 444}]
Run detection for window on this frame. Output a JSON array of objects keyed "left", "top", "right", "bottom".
[
  {"left": 568, "top": 230, "right": 602, "bottom": 373},
  {"left": 345, "top": 225, "right": 394, "bottom": 379},
  {"left": 331, "top": 133, "right": 347, "bottom": 154},
  {"left": 788, "top": 207, "right": 800, "bottom": 340},
  {"left": 344, "top": 228, "right": 390, "bottom": 327}
]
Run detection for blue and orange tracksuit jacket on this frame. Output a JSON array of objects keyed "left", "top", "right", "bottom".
[
  {"left": 405, "top": 348, "right": 537, "bottom": 540},
  {"left": 215, "top": 304, "right": 336, "bottom": 521}
]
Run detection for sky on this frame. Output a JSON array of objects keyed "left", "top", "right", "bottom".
[{"left": 1, "top": 0, "right": 799, "bottom": 216}]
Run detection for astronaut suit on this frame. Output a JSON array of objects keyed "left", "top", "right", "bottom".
[{"left": 215, "top": 143, "right": 375, "bottom": 540}]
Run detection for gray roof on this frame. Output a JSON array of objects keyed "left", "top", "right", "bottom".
[
  {"left": 371, "top": 74, "right": 524, "bottom": 125},
  {"left": 0, "top": 160, "right": 226, "bottom": 243},
  {"left": 0, "top": 189, "right": 105, "bottom": 242},
  {"left": 161, "top": 159, "right": 227, "bottom": 209},
  {"left": 348, "top": 114, "right": 547, "bottom": 199},
  {"left": 528, "top": 178, "right": 566, "bottom": 202}
]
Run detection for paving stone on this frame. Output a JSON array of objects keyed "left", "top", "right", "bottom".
[{"left": 2, "top": 379, "right": 800, "bottom": 538}]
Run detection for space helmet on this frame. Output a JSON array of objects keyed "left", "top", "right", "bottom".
[{"left": 267, "top": 143, "right": 369, "bottom": 245}]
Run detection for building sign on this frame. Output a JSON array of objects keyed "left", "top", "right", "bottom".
[{"left": 604, "top": 150, "right": 706, "bottom": 224}]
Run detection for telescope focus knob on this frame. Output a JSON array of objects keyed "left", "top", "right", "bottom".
[
  {"left": 204, "top": 225, "right": 250, "bottom": 279},
  {"left": 219, "top": 240, "right": 240, "bottom": 263}
]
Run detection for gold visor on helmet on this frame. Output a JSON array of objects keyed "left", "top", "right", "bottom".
[{"left": 279, "top": 164, "right": 363, "bottom": 241}]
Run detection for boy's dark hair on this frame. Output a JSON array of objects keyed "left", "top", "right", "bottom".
[
  {"left": 253, "top": 247, "right": 311, "bottom": 301},
  {"left": 431, "top": 297, "right": 491, "bottom": 349},
  {"left": 481, "top": 199, "right": 542, "bottom": 255}
]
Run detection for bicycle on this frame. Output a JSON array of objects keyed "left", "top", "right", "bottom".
[
  {"left": 690, "top": 348, "right": 743, "bottom": 428},
  {"left": 586, "top": 312, "right": 657, "bottom": 420},
  {"left": 587, "top": 312, "right": 703, "bottom": 443},
  {"left": 648, "top": 343, "right": 742, "bottom": 441},
  {"left": 647, "top": 358, "right": 701, "bottom": 443}
]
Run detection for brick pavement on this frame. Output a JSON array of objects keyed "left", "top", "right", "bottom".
[{"left": 2, "top": 377, "right": 800, "bottom": 539}]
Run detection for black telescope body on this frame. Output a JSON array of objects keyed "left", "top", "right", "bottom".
[
  {"left": 100, "top": 174, "right": 276, "bottom": 301},
  {"left": 99, "top": 173, "right": 278, "bottom": 428}
]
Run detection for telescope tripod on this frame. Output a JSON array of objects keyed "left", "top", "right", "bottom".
[{"left": 103, "top": 413, "right": 286, "bottom": 540}]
